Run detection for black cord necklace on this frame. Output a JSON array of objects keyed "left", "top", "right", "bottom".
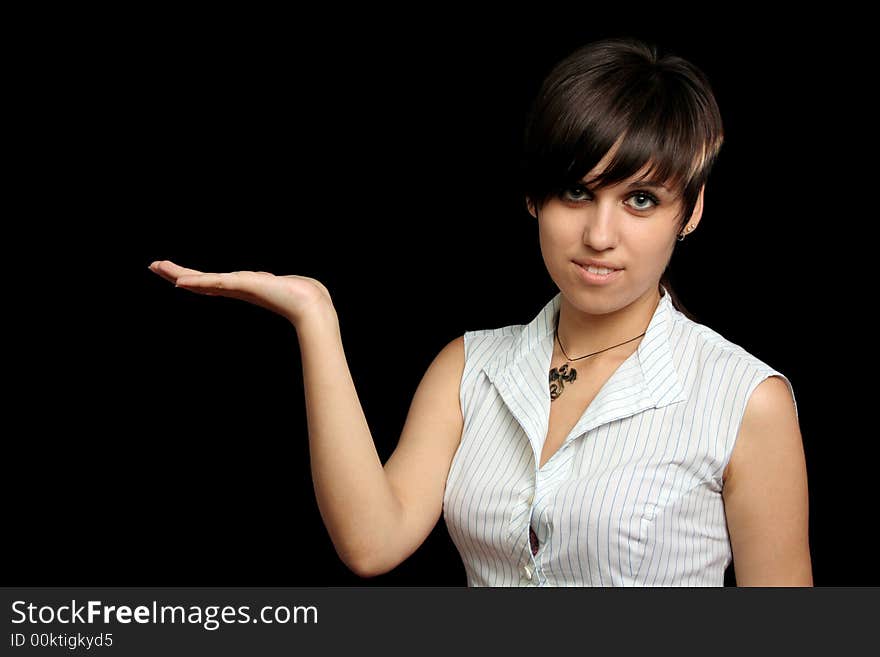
[{"left": 549, "top": 315, "right": 647, "bottom": 401}]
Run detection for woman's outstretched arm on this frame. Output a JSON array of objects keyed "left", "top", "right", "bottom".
[
  {"left": 298, "top": 308, "right": 465, "bottom": 577},
  {"left": 149, "top": 260, "right": 465, "bottom": 577},
  {"left": 295, "top": 305, "right": 407, "bottom": 574}
]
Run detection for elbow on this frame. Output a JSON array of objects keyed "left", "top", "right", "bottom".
[
  {"left": 345, "top": 555, "right": 385, "bottom": 580},
  {"left": 344, "top": 544, "right": 402, "bottom": 579},
  {"left": 342, "top": 549, "right": 375, "bottom": 578},
  {"left": 349, "top": 562, "right": 382, "bottom": 579},
  {"left": 339, "top": 546, "right": 392, "bottom": 579},
  {"left": 334, "top": 508, "right": 407, "bottom": 579}
]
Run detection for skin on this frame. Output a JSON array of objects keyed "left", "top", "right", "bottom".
[{"left": 527, "top": 141, "right": 812, "bottom": 585}]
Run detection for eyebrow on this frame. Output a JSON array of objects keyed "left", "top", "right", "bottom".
[{"left": 580, "top": 178, "right": 670, "bottom": 192}]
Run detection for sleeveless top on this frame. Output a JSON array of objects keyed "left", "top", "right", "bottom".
[{"left": 442, "top": 286, "right": 798, "bottom": 586}]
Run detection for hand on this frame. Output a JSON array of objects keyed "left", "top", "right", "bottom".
[{"left": 148, "top": 259, "right": 335, "bottom": 327}]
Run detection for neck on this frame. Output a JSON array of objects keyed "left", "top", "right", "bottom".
[{"left": 555, "top": 286, "right": 662, "bottom": 362}]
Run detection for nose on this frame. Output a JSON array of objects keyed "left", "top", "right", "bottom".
[{"left": 582, "top": 200, "right": 619, "bottom": 249}]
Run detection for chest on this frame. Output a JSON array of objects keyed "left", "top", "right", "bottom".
[
  {"left": 444, "top": 385, "right": 724, "bottom": 585},
  {"left": 540, "top": 359, "right": 623, "bottom": 469}
]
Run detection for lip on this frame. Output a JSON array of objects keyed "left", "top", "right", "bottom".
[
  {"left": 574, "top": 261, "right": 623, "bottom": 285},
  {"left": 573, "top": 258, "right": 623, "bottom": 270}
]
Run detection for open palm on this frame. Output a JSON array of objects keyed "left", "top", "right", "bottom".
[{"left": 148, "top": 259, "right": 333, "bottom": 326}]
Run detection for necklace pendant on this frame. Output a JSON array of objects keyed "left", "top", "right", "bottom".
[{"left": 549, "top": 362, "right": 578, "bottom": 401}]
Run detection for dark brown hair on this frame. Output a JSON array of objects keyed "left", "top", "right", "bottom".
[{"left": 520, "top": 37, "right": 724, "bottom": 322}]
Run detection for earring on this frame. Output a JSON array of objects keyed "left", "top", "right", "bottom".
[{"left": 677, "top": 225, "right": 694, "bottom": 241}]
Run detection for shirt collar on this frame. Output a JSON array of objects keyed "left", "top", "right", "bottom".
[{"left": 480, "top": 285, "right": 688, "bottom": 458}]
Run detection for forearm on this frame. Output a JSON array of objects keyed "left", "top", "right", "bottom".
[{"left": 293, "top": 303, "right": 402, "bottom": 575}]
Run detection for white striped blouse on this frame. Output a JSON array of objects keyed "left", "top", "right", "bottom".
[{"left": 442, "top": 285, "right": 798, "bottom": 586}]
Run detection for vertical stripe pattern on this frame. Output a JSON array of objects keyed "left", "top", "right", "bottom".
[{"left": 442, "top": 286, "right": 798, "bottom": 586}]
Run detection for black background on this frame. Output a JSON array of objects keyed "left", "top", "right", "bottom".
[{"left": 7, "top": 9, "right": 872, "bottom": 586}]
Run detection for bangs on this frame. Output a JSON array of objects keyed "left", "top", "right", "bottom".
[
  {"left": 564, "top": 94, "right": 718, "bottom": 199},
  {"left": 520, "top": 39, "right": 724, "bottom": 213}
]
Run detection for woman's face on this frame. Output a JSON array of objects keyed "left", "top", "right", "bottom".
[{"left": 529, "top": 154, "right": 704, "bottom": 315}]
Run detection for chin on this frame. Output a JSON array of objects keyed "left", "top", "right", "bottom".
[{"left": 566, "top": 290, "right": 626, "bottom": 315}]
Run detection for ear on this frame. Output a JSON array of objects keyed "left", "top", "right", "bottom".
[
  {"left": 687, "top": 184, "right": 706, "bottom": 230},
  {"left": 526, "top": 197, "right": 537, "bottom": 218}
]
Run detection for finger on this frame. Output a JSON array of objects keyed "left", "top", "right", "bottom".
[
  {"left": 153, "top": 260, "right": 205, "bottom": 276},
  {"left": 176, "top": 271, "right": 247, "bottom": 294},
  {"left": 150, "top": 259, "right": 206, "bottom": 275},
  {"left": 148, "top": 260, "right": 207, "bottom": 285},
  {"left": 176, "top": 275, "right": 261, "bottom": 304}
]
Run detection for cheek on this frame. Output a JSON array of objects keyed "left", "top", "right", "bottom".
[
  {"left": 630, "top": 227, "right": 677, "bottom": 258},
  {"left": 538, "top": 217, "right": 579, "bottom": 246},
  {"left": 537, "top": 221, "right": 561, "bottom": 252},
  {"left": 537, "top": 225, "right": 572, "bottom": 270}
]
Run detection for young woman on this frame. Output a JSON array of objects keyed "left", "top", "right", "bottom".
[{"left": 148, "top": 37, "right": 811, "bottom": 586}]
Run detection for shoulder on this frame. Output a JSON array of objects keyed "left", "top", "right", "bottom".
[
  {"left": 668, "top": 306, "right": 789, "bottom": 386},
  {"left": 461, "top": 324, "right": 522, "bottom": 364},
  {"left": 668, "top": 309, "right": 798, "bottom": 468},
  {"left": 739, "top": 369, "right": 799, "bottom": 434},
  {"left": 727, "top": 361, "right": 800, "bottom": 484},
  {"left": 722, "top": 369, "right": 804, "bottom": 492},
  {"left": 742, "top": 375, "right": 798, "bottom": 426},
  {"left": 431, "top": 334, "right": 465, "bottom": 374},
  {"left": 464, "top": 324, "right": 523, "bottom": 343}
]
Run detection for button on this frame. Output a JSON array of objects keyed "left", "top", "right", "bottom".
[{"left": 522, "top": 563, "right": 533, "bottom": 580}]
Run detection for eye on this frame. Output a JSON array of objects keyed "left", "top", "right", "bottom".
[
  {"left": 559, "top": 185, "right": 661, "bottom": 211},
  {"left": 626, "top": 191, "right": 660, "bottom": 211},
  {"left": 559, "top": 184, "right": 590, "bottom": 202}
]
